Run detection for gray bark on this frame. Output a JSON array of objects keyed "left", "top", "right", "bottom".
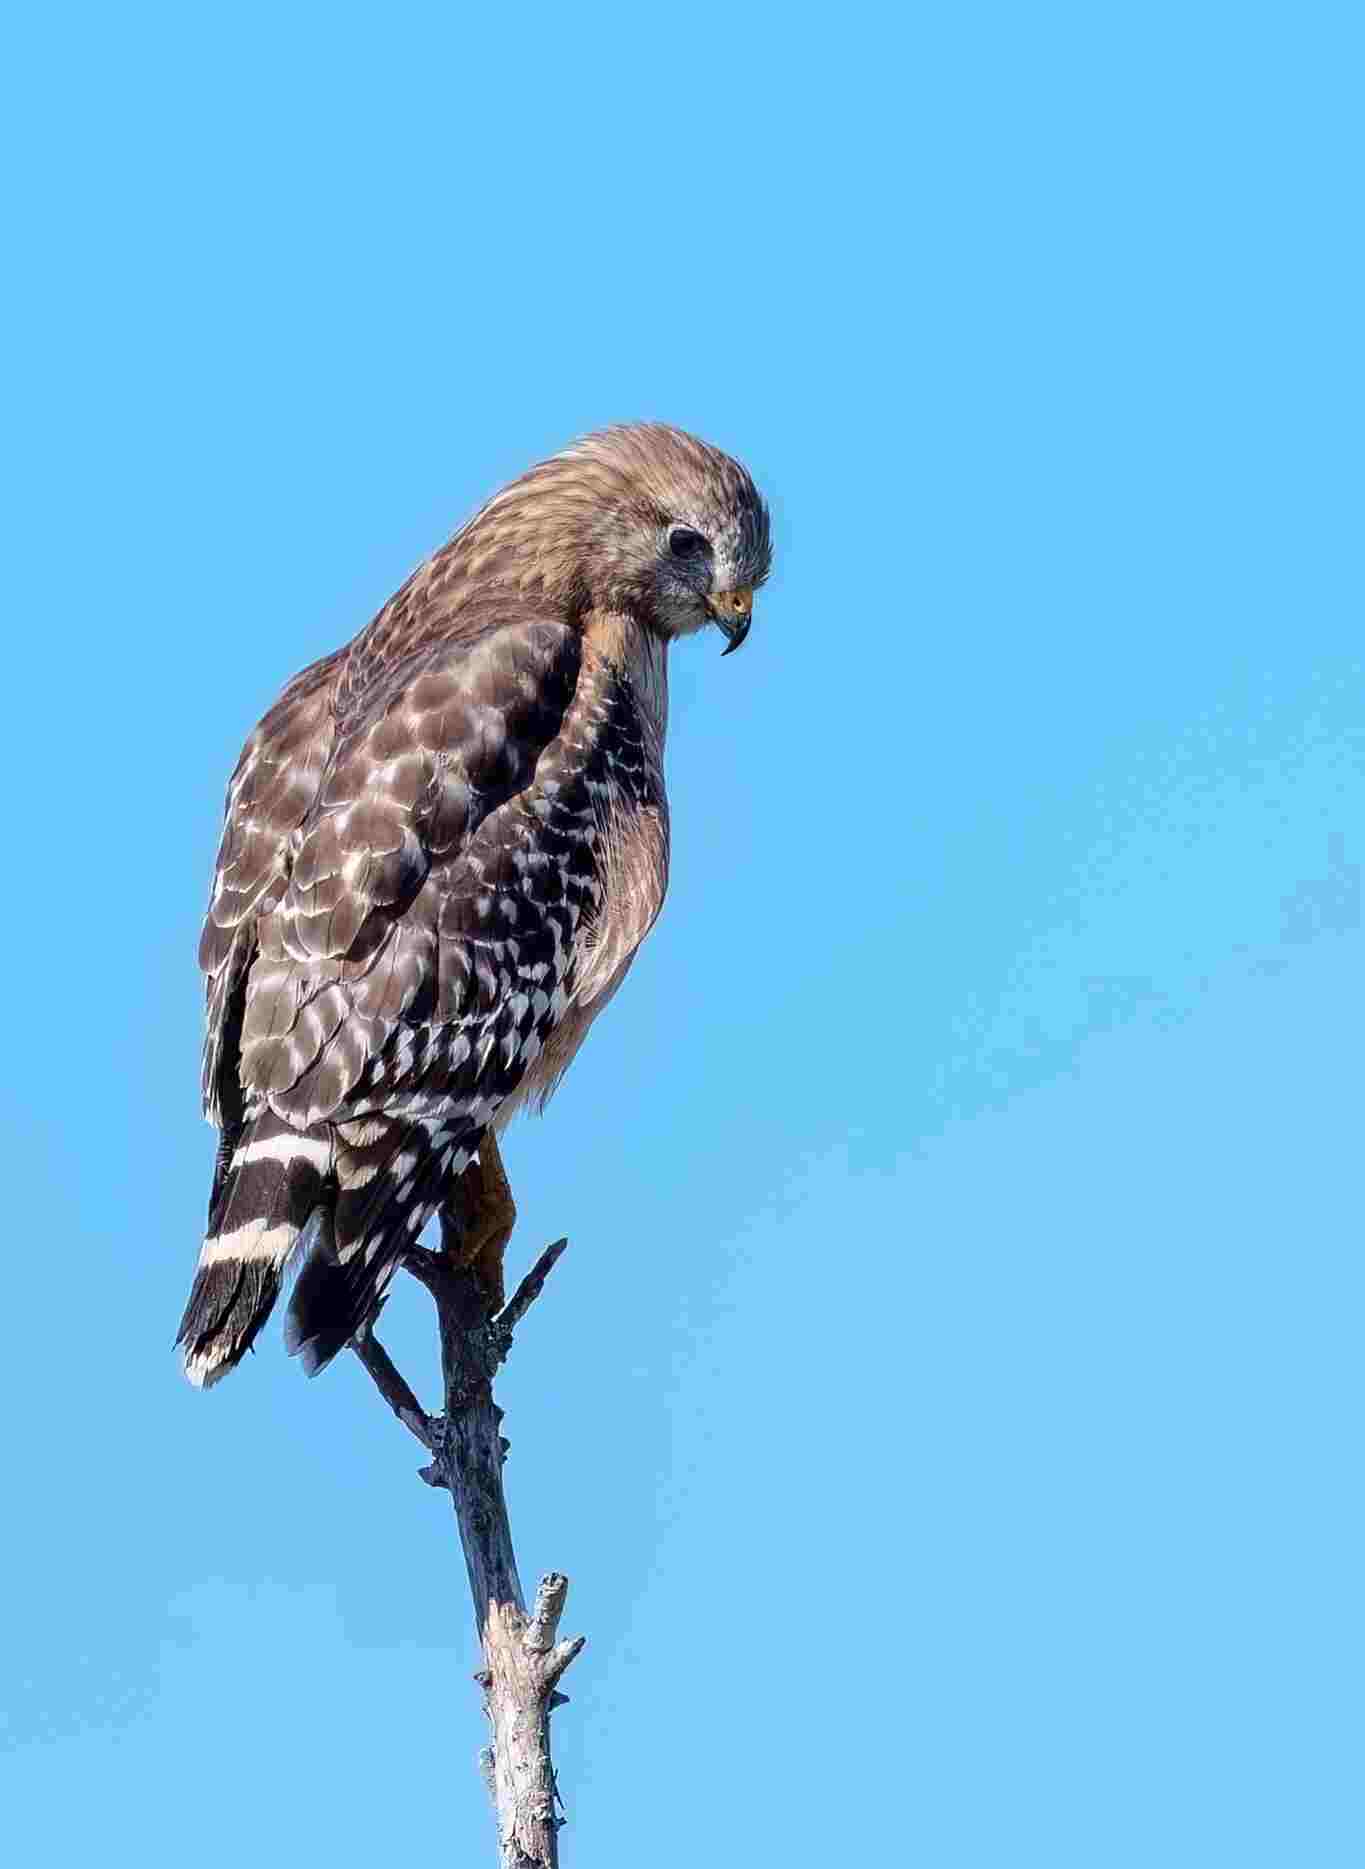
[{"left": 353, "top": 1227, "right": 581, "bottom": 1869}]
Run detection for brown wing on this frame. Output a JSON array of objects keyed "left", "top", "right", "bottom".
[
  {"left": 199, "top": 651, "right": 341, "bottom": 1130},
  {"left": 182, "top": 612, "right": 600, "bottom": 1387},
  {"left": 199, "top": 619, "right": 583, "bottom": 1133}
]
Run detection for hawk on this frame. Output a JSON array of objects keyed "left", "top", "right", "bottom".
[{"left": 176, "top": 424, "right": 772, "bottom": 1387}]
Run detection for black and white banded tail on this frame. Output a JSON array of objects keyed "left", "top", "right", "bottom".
[
  {"left": 175, "top": 1110, "right": 331, "bottom": 1387},
  {"left": 176, "top": 1109, "right": 473, "bottom": 1387}
]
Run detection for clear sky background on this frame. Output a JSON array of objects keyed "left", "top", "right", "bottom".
[{"left": 2, "top": 4, "right": 1360, "bottom": 1863}]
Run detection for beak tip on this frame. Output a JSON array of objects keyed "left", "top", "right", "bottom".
[{"left": 708, "top": 587, "right": 754, "bottom": 656}]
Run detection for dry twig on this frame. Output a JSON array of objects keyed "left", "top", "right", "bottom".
[{"left": 351, "top": 1227, "right": 581, "bottom": 1869}]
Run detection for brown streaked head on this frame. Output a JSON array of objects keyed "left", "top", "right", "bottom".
[{"left": 465, "top": 422, "right": 772, "bottom": 653}]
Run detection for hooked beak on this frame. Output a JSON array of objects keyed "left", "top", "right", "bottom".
[{"left": 705, "top": 586, "right": 754, "bottom": 655}]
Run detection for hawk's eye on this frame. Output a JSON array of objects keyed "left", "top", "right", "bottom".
[{"left": 668, "top": 527, "right": 707, "bottom": 560}]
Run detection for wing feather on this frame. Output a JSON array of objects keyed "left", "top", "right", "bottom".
[{"left": 200, "top": 618, "right": 583, "bottom": 1135}]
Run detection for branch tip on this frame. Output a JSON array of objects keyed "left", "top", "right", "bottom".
[
  {"left": 497, "top": 1237, "right": 571, "bottom": 1336},
  {"left": 543, "top": 1635, "right": 586, "bottom": 1689},
  {"left": 524, "top": 1573, "right": 570, "bottom": 1653}
]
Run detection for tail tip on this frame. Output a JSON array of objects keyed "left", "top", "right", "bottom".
[
  {"left": 181, "top": 1343, "right": 232, "bottom": 1389},
  {"left": 283, "top": 1311, "right": 350, "bottom": 1378},
  {"left": 284, "top": 1211, "right": 364, "bottom": 1378}
]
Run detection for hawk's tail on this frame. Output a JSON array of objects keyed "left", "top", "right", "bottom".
[
  {"left": 176, "top": 1110, "right": 332, "bottom": 1388},
  {"left": 283, "top": 1116, "right": 472, "bottom": 1377},
  {"left": 178, "top": 1113, "right": 475, "bottom": 1387}
]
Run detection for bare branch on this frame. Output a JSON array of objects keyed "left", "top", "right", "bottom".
[
  {"left": 496, "top": 1238, "right": 570, "bottom": 1337},
  {"left": 359, "top": 1241, "right": 584, "bottom": 1868},
  {"left": 543, "top": 1636, "right": 586, "bottom": 1691},
  {"left": 351, "top": 1324, "right": 438, "bottom": 1453},
  {"left": 524, "top": 1573, "right": 569, "bottom": 1654},
  {"left": 400, "top": 1240, "right": 453, "bottom": 1302}
]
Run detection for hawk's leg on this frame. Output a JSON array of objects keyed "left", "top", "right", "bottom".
[{"left": 438, "top": 1131, "right": 515, "bottom": 1317}]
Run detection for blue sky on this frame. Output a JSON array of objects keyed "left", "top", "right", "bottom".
[{"left": 3, "top": 3, "right": 1361, "bottom": 1863}]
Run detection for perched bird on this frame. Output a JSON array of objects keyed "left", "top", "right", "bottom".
[{"left": 176, "top": 424, "right": 772, "bottom": 1387}]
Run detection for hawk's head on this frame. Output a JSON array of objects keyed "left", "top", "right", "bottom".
[{"left": 501, "top": 424, "right": 772, "bottom": 654}]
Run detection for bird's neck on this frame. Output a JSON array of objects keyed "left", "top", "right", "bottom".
[{"left": 584, "top": 610, "right": 670, "bottom": 758}]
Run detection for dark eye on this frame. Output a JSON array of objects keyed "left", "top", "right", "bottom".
[{"left": 668, "top": 527, "right": 707, "bottom": 559}]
